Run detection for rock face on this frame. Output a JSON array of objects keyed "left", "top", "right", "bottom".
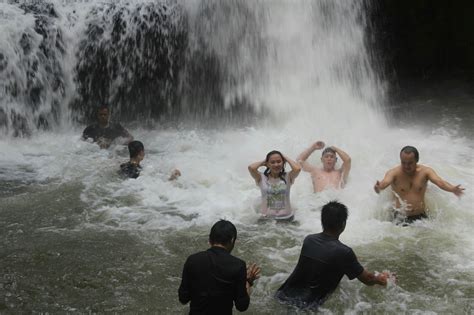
[
  {"left": 369, "top": 0, "right": 474, "bottom": 80},
  {"left": 2, "top": 1, "right": 471, "bottom": 135},
  {"left": 71, "top": 2, "right": 188, "bottom": 124}
]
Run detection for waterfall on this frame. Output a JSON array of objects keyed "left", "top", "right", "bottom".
[{"left": 0, "top": 0, "right": 384, "bottom": 135}]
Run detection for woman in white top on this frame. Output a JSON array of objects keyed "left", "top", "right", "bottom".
[{"left": 248, "top": 150, "right": 301, "bottom": 220}]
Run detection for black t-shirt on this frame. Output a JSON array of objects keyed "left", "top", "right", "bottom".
[
  {"left": 275, "top": 233, "right": 364, "bottom": 309},
  {"left": 178, "top": 247, "right": 250, "bottom": 315},
  {"left": 119, "top": 162, "right": 141, "bottom": 179},
  {"left": 82, "top": 123, "right": 130, "bottom": 144}
]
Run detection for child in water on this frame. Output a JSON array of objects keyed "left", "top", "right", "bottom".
[
  {"left": 120, "top": 140, "right": 181, "bottom": 180},
  {"left": 248, "top": 150, "right": 301, "bottom": 220}
]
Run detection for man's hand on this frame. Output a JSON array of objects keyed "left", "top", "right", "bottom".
[
  {"left": 452, "top": 184, "right": 465, "bottom": 197},
  {"left": 246, "top": 263, "right": 261, "bottom": 286},
  {"left": 312, "top": 141, "right": 325, "bottom": 150},
  {"left": 169, "top": 169, "right": 181, "bottom": 181},
  {"left": 374, "top": 180, "right": 382, "bottom": 194},
  {"left": 376, "top": 271, "right": 397, "bottom": 286},
  {"left": 97, "top": 137, "right": 111, "bottom": 149}
]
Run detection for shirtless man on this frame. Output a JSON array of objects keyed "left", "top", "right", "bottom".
[
  {"left": 374, "top": 146, "right": 465, "bottom": 222},
  {"left": 297, "top": 141, "right": 351, "bottom": 192}
]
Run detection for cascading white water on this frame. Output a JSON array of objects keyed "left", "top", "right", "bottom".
[{"left": 0, "top": 0, "right": 472, "bottom": 313}]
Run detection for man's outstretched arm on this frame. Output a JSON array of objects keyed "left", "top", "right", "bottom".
[
  {"left": 374, "top": 169, "right": 395, "bottom": 193},
  {"left": 427, "top": 167, "right": 465, "bottom": 197}
]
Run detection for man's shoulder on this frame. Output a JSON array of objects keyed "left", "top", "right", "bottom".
[
  {"left": 304, "top": 233, "right": 351, "bottom": 249},
  {"left": 230, "top": 254, "right": 246, "bottom": 266},
  {"left": 83, "top": 123, "right": 98, "bottom": 132},
  {"left": 303, "top": 233, "right": 324, "bottom": 244},
  {"left": 185, "top": 250, "right": 209, "bottom": 262},
  {"left": 389, "top": 165, "right": 403, "bottom": 175},
  {"left": 186, "top": 250, "right": 245, "bottom": 266},
  {"left": 107, "top": 122, "right": 124, "bottom": 129},
  {"left": 417, "top": 164, "right": 432, "bottom": 172}
]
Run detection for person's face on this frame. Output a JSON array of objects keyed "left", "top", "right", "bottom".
[
  {"left": 266, "top": 153, "right": 284, "bottom": 174},
  {"left": 97, "top": 108, "right": 109, "bottom": 125},
  {"left": 321, "top": 152, "right": 337, "bottom": 170},
  {"left": 400, "top": 152, "right": 417, "bottom": 175}
]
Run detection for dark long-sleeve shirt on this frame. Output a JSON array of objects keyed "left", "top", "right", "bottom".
[{"left": 178, "top": 246, "right": 250, "bottom": 314}]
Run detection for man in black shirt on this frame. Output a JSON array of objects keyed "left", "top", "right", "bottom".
[
  {"left": 275, "top": 201, "right": 396, "bottom": 310},
  {"left": 179, "top": 220, "right": 261, "bottom": 314},
  {"left": 82, "top": 106, "right": 133, "bottom": 149}
]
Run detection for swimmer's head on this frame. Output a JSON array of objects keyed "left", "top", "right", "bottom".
[
  {"left": 128, "top": 140, "right": 145, "bottom": 161},
  {"left": 321, "top": 147, "right": 337, "bottom": 171},
  {"left": 400, "top": 146, "right": 419, "bottom": 175},
  {"left": 97, "top": 105, "right": 110, "bottom": 126},
  {"left": 321, "top": 201, "right": 348, "bottom": 233},
  {"left": 400, "top": 146, "right": 419, "bottom": 162},
  {"left": 209, "top": 219, "right": 237, "bottom": 252},
  {"left": 264, "top": 150, "right": 287, "bottom": 183}
]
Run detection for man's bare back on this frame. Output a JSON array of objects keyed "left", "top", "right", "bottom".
[{"left": 375, "top": 146, "right": 465, "bottom": 219}]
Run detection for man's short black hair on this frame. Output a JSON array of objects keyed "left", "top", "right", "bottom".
[
  {"left": 209, "top": 220, "right": 237, "bottom": 246},
  {"left": 128, "top": 140, "right": 144, "bottom": 158},
  {"left": 400, "top": 146, "right": 419, "bottom": 162},
  {"left": 321, "top": 201, "right": 348, "bottom": 231},
  {"left": 322, "top": 147, "right": 336, "bottom": 157}
]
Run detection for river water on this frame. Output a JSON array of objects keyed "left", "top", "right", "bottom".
[{"left": 0, "top": 0, "right": 473, "bottom": 314}]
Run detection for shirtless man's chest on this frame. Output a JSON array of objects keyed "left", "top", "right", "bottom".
[
  {"left": 311, "top": 169, "right": 342, "bottom": 192},
  {"left": 391, "top": 169, "right": 428, "bottom": 214}
]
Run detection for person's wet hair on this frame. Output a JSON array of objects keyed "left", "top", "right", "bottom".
[
  {"left": 128, "top": 140, "right": 144, "bottom": 158},
  {"left": 209, "top": 220, "right": 237, "bottom": 246},
  {"left": 321, "top": 147, "right": 336, "bottom": 157},
  {"left": 98, "top": 104, "right": 109, "bottom": 112},
  {"left": 321, "top": 201, "right": 348, "bottom": 231},
  {"left": 400, "top": 145, "right": 419, "bottom": 162},
  {"left": 264, "top": 150, "right": 287, "bottom": 183}
]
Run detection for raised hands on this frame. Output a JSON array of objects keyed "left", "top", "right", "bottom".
[{"left": 312, "top": 141, "right": 325, "bottom": 150}]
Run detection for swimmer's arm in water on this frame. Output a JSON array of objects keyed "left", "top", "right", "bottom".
[
  {"left": 248, "top": 160, "right": 266, "bottom": 184},
  {"left": 374, "top": 169, "right": 396, "bottom": 193},
  {"left": 426, "top": 167, "right": 465, "bottom": 197},
  {"left": 331, "top": 146, "right": 351, "bottom": 184},
  {"left": 357, "top": 269, "right": 397, "bottom": 286},
  {"left": 297, "top": 140, "right": 325, "bottom": 172},
  {"left": 282, "top": 154, "right": 301, "bottom": 184}
]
